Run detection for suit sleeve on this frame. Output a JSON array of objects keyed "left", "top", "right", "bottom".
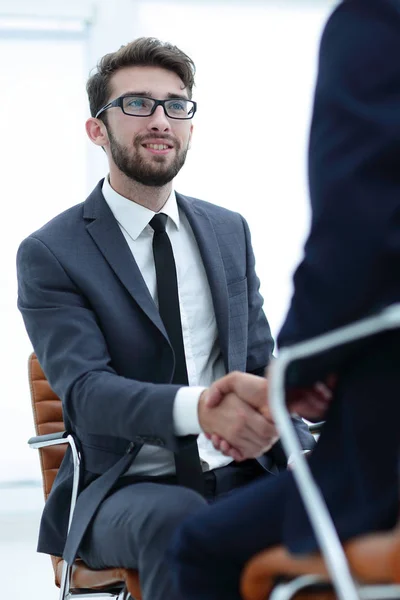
[
  {"left": 17, "top": 235, "right": 183, "bottom": 451},
  {"left": 242, "top": 216, "right": 274, "bottom": 375},
  {"left": 278, "top": 0, "right": 400, "bottom": 383},
  {"left": 241, "top": 217, "right": 316, "bottom": 452}
]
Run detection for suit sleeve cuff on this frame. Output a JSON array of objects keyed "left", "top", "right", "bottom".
[{"left": 173, "top": 387, "right": 206, "bottom": 436}]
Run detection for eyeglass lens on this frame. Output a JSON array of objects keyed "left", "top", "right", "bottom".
[{"left": 122, "top": 96, "right": 195, "bottom": 118}]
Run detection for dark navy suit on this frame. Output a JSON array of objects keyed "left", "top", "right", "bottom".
[
  {"left": 17, "top": 182, "right": 313, "bottom": 597},
  {"left": 168, "top": 1, "right": 400, "bottom": 598}
]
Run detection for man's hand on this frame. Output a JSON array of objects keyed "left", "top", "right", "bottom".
[
  {"left": 286, "top": 376, "right": 336, "bottom": 422},
  {"left": 198, "top": 372, "right": 278, "bottom": 462},
  {"left": 202, "top": 372, "right": 336, "bottom": 457}
]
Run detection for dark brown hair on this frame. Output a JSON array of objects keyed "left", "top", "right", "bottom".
[{"left": 86, "top": 37, "right": 196, "bottom": 119}]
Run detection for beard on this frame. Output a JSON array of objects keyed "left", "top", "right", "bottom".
[{"left": 107, "top": 129, "right": 189, "bottom": 187}]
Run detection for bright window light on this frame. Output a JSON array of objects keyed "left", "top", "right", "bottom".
[
  {"left": 0, "top": 34, "right": 87, "bottom": 483},
  {"left": 0, "top": 16, "right": 87, "bottom": 33}
]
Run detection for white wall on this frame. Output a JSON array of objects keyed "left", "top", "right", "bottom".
[
  {"left": 1, "top": 26, "right": 87, "bottom": 483},
  {"left": 1, "top": 0, "right": 337, "bottom": 483}
]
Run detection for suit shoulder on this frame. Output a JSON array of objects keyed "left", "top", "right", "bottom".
[
  {"left": 21, "top": 202, "right": 85, "bottom": 247},
  {"left": 177, "top": 192, "right": 244, "bottom": 224},
  {"left": 316, "top": 0, "right": 400, "bottom": 106},
  {"left": 328, "top": 0, "right": 400, "bottom": 19},
  {"left": 323, "top": 0, "right": 400, "bottom": 40}
]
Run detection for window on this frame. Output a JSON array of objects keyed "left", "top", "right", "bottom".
[{"left": 1, "top": 23, "right": 87, "bottom": 483}]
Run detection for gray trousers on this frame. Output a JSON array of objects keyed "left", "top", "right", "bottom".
[{"left": 79, "top": 460, "right": 266, "bottom": 600}]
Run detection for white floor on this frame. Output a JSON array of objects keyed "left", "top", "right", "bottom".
[
  {"left": 0, "top": 484, "right": 112, "bottom": 600},
  {"left": 0, "top": 484, "right": 57, "bottom": 599}
]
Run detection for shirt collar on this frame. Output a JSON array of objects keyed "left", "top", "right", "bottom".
[{"left": 102, "top": 176, "right": 180, "bottom": 241}]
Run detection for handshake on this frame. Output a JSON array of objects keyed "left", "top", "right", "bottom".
[
  {"left": 198, "top": 370, "right": 334, "bottom": 462},
  {"left": 197, "top": 371, "right": 278, "bottom": 463}
]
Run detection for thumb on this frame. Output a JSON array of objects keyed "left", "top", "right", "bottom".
[
  {"left": 207, "top": 372, "right": 268, "bottom": 410},
  {"left": 205, "top": 386, "right": 224, "bottom": 408}
]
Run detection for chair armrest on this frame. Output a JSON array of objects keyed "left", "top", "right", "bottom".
[
  {"left": 28, "top": 431, "right": 68, "bottom": 449},
  {"left": 28, "top": 429, "right": 82, "bottom": 599},
  {"left": 27, "top": 430, "right": 81, "bottom": 532}
]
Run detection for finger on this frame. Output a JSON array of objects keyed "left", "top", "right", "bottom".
[
  {"left": 208, "top": 372, "right": 268, "bottom": 411},
  {"left": 258, "top": 402, "right": 276, "bottom": 425},
  {"left": 213, "top": 437, "right": 243, "bottom": 461},
  {"left": 214, "top": 425, "right": 260, "bottom": 459},
  {"left": 313, "top": 382, "right": 333, "bottom": 401},
  {"left": 220, "top": 439, "right": 232, "bottom": 454},
  {"left": 295, "top": 387, "right": 332, "bottom": 412},
  {"left": 214, "top": 438, "right": 243, "bottom": 461},
  {"left": 211, "top": 433, "right": 222, "bottom": 449},
  {"left": 293, "top": 398, "right": 330, "bottom": 421},
  {"left": 233, "top": 432, "right": 279, "bottom": 460},
  {"left": 245, "top": 410, "right": 279, "bottom": 448},
  {"left": 298, "top": 401, "right": 329, "bottom": 420},
  {"left": 205, "top": 387, "right": 224, "bottom": 408},
  {"left": 217, "top": 428, "right": 251, "bottom": 454},
  {"left": 229, "top": 448, "right": 244, "bottom": 461},
  {"left": 209, "top": 402, "right": 278, "bottom": 459},
  {"left": 303, "top": 393, "right": 329, "bottom": 409},
  {"left": 309, "top": 393, "right": 332, "bottom": 411}
]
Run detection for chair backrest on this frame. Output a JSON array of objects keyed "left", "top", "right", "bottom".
[
  {"left": 28, "top": 352, "right": 66, "bottom": 499},
  {"left": 27, "top": 352, "right": 142, "bottom": 599},
  {"left": 28, "top": 352, "right": 69, "bottom": 582}
]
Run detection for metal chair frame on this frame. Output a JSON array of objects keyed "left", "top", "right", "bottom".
[
  {"left": 271, "top": 580, "right": 400, "bottom": 600},
  {"left": 28, "top": 431, "right": 131, "bottom": 600},
  {"left": 268, "top": 303, "right": 400, "bottom": 600}
]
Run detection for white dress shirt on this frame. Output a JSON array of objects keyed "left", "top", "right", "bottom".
[{"left": 102, "top": 177, "right": 233, "bottom": 475}]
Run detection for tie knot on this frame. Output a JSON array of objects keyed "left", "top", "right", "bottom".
[{"left": 150, "top": 213, "right": 168, "bottom": 233}]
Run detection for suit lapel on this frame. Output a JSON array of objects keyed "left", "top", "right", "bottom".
[
  {"left": 177, "top": 193, "right": 230, "bottom": 370},
  {"left": 83, "top": 182, "right": 168, "bottom": 340}
]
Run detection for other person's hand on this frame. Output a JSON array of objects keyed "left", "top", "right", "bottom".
[{"left": 286, "top": 376, "right": 336, "bottom": 422}]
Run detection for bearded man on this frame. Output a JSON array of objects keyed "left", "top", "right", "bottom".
[{"left": 16, "top": 37, "right": 314, "bottom": 600}]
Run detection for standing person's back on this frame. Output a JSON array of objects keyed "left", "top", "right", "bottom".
[{"left": 168, "top": 1, "right": 400, "bottom": 598}]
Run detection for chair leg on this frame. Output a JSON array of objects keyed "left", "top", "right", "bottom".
[
  {"left": 59, "top": 560, "right": 72, "bottom": 600},
  {"left": 118, "top": 586, "right": 133, "bottom": 600}
]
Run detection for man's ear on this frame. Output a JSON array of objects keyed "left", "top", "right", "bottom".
[
  {"left": 86, "top": 117, "right": 109, "bottom": 147},
  {"left": 188, "top": 123, "right": 194, "bottom": 150}
]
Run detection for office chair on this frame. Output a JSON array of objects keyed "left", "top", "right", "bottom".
[
  {"left": 241, "top": 304, "right": 400, "bottom": 600},
  {"left": 27, "top": 352, "right": 142, "bottom": 600}
]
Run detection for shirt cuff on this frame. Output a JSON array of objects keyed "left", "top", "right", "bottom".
[{"left": 173, "top": 386, "right": 206, "bottom": 436}]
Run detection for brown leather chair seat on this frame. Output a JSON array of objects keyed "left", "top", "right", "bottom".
[
  {"left": 29, "top": 352, "right": 142, "bottom": 600},
  {"left": 241, "top": 526, "right": 400, "bottom": 600}
]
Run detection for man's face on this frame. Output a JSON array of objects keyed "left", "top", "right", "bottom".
[{"left": 102, "top": 66, "right": 193, "bottom": 187}]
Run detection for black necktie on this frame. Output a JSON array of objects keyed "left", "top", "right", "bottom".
[{"left": 150, "top": 213, "right": 204, "bottom": 495}]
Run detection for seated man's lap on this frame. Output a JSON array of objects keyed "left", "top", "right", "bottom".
[
  {"left": 79, "top": 482, "right": 207, "bottom": 570},
  {"left": 78, "top": 459, "right": 268, "bottom": 570}
]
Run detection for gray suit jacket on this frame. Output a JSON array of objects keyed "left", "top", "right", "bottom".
[{"left": 17, "top": 181, "right": 314, "bottom": 559}]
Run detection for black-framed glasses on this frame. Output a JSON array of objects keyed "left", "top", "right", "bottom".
[{"left": 95, "top": 95, "right": 197, "bottom": 120}]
